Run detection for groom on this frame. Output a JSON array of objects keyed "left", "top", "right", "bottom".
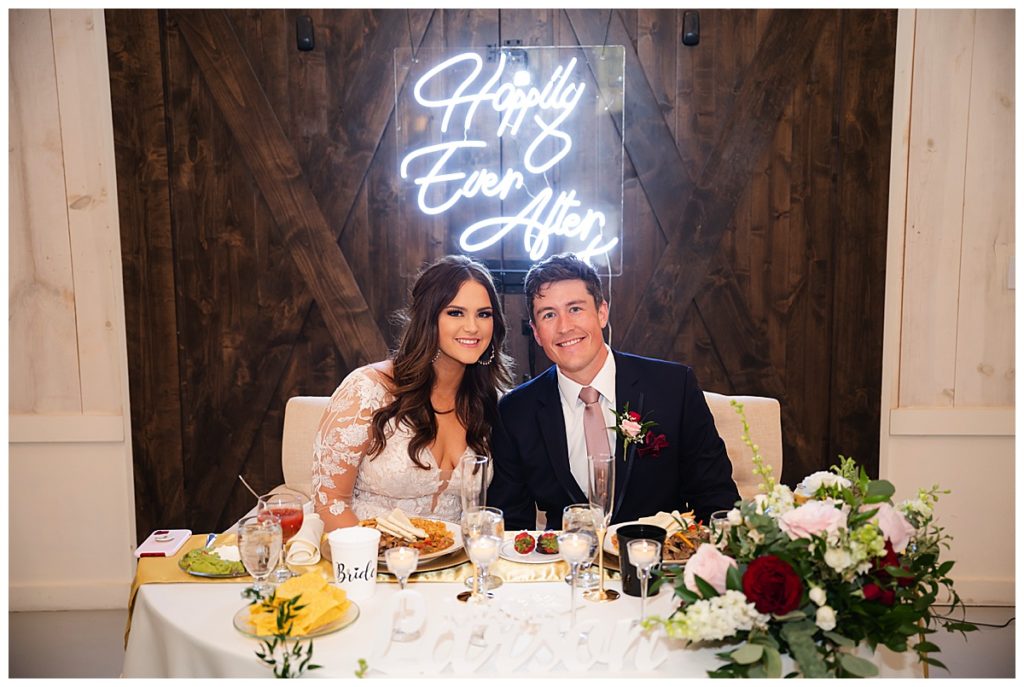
[{"left": 488, "top": 254, "right": 740, "bottom": 531}]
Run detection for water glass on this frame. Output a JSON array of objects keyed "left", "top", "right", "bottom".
[
  {"left": 384, "top": 546, "right": 420, "bottom": 642},
  {"left": 562, "top": 503, "right": 599, "bottom": 589},
  {"left": 627, "top": 538, "right": 662, "bottom": 624},
  {"left": 557, "top": 531, "right": 594, "bottom": 628},
  {"left": 237, "top": 515, "right": 282, "bottom": 598},
  {"left": 462, "top": 506, "right": 504, "bottom": 591},
  {"left": 710, "top": 509, "right": 731, "bottom": 547}
]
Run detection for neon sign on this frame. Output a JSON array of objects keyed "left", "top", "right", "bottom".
[{"left": 398, "top": 48, "right": 623, "bottom": 267}]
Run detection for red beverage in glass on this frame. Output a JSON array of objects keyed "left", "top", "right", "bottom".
[{"left": 262, "top": 507, "right": 303, "bottom": 541}]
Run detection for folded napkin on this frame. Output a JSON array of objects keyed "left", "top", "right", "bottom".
[
  {"left": 638, "top": 510, "right": 694, "bottom": 535},
  {"left": 286, "top": 513, "right": 324, "bottom": 566}
]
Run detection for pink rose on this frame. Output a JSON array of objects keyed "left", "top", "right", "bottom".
[
  {"left": 871, "top": 502, "right": 916, "bottom": 552},
  {"left": 778, "top": 501, "right": 846, "bottom": 540},
  {"left": 683, "top": 543, "right": 737, "bottom": 594},
  {"left": 620, "top": 419, "right": 642, "bottom": 438}
]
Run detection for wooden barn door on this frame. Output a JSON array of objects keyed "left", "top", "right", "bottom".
[{"left": 106, "top": 9, "right": 895, "bottom": 538}]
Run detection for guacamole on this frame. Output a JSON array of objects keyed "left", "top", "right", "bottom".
[{"left": 180, "top": 547, "right": 245, "bottom": 576}]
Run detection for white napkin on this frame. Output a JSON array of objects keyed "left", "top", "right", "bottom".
[{"left": 285, "top": 513, "right": 324, "bottom": 566}]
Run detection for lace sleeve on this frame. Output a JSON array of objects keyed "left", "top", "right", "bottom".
[{"left": 311, "top": 366, "right": 389, "bottom": 529}]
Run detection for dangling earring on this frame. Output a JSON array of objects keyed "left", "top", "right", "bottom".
[
  {"left": 476, "top": 345, "right": 496, "bottom": 366},
  {"left": 431, "top": 348, "right": 441, "bottom": 364}
]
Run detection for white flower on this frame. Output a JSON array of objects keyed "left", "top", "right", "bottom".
[
  {"left": 664, "top": 590, "right": 769, "bottom": 642},
  {"left": 796, "top": 471, "right": 852, "bottom": 496},
  {"left": 824, "top": 546, "right": 853, "bottom": 572},
  {"left": 747, "top": 528, "right": 764, "bottom": 544},
  {"left": 809, "top": 586, "right": 826, "bottom": 606},
  {"left": 727, "top": 508, "right": 743, "bottom": 526},
  {"left": 815, "top": 605, "right": 837, "bottom": 631}
]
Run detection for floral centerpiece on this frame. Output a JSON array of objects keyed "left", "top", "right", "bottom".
[{"left": 646, "top": 401, "right": 975, "bottom": 678}]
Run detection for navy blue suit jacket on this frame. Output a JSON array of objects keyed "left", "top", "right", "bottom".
[{"left": 488, "top": 351, "right": 741, "bottom": 531}]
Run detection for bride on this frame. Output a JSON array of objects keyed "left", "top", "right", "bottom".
[{"left": 312, "top": 255, "right": 512, "bottom": 531}]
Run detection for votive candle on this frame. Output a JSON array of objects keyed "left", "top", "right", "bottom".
[{"left": 628, "top": 539, "right": 660, "bottom": 568}]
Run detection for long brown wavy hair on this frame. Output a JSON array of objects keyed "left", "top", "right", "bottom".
[{"left": 367, "top": 255, "right": 513, "bottom": 469}]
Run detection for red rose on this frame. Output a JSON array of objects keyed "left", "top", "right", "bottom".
[
  {"left": 863, "top": 582, "right": 882, "bottom": 601},
  {"left": 627, "top": 411, "right": 642, "bottom": 421},
  {"left": 741, "top": 555, "right": 803, "bottom": 615},
  {"left": 637, "top": 432, "right": 668, "bottom": 457},
  {"left": 879, "top": 588, "right": 896, "bottom": 606}
]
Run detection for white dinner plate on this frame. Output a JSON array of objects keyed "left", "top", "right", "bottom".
[
  {"left": 366, "top": 516, "right": 463, "bottom": 563},
  {"left": 603, "top": 521, "right": 642, "bottom": 557},
  {"left": 499, "top": 537, "right": 562, "bottom": 564}
]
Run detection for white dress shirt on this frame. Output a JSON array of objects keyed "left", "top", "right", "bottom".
[{"left": 556, "top": 345, "right": 618, "bottom": 493}]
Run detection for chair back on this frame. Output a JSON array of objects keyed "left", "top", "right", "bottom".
[
  {"left": 703, "top": 392, "right": 783, "bottom": 501},
  {"left": 281, "top": 396, "right": 330, "bottom": 498}
]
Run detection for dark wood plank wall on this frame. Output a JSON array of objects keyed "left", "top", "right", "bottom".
[{"left": 105, "top": 9, "right": 896, "bottom": 538}]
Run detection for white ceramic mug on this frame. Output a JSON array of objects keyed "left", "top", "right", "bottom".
[{"left": 326, "top": 526, "right": 381, "bottom": 601}]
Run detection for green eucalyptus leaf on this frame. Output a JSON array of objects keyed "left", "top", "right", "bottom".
[
  {"left": 866, "top": 480, "right": 895, "bottom": 500},
  {"left": 747, "top": 664, "right": 767, "bottom": 678},
  {"left": 839, "top": 653, "right": 879, "bottom": 677},
  {"left": 763, "top": 646, "right": 783, "bottom": 678},
  {"left": 822, "top": 631, "right": 855, "bottom": 648},
  {"left": 726, "top": 565, "right": 743, "bottom": 592},
  {"left": 772, "top": 610, "right": 807, "bottom": 622},
  {"left": 730, "top": 643, "right": 764, "bottom": 664}
]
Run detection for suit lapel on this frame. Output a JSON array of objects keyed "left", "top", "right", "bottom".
[
  {"left": 535, "top": 368, "right": 587, "bottom": 504},
  {"left": 613, "top": 352, "right": 643, "bottom": 519}
]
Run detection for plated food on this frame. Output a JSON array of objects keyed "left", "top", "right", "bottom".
[
  {"left": 605, "top": 511, "right": 710, "bottom": 564},
  {"left": 235, "top": 572, "right": 358, "bottom": 639},
  {"left": 359, "top": 509, "right": 459, "bottom": 561},
  {"left": 500, "top": 530, "right": 563, "bottom": 564},
  {"left": 179, "top": 546, "right": 246, "bottom": 578}
]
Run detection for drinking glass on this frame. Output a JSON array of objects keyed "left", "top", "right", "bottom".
[
  {"left": 627, "top": 538, "right": 661, "bottom": 624},
  {"left": 562, "top": 503, "right": 600, "bottom": 589},
  {"left": 258, "top": 493, "right": 305, "bottom": 581},
  {"left": 462, "top": 506, "right": 504, "bottom": 591},
  {"left": 384, "top": 546, "right": 420, "bottom": 642},
  {"left": 237, "top": 515, "right": 282, "bottom": 598},
  {"left": 459, "top": 454, "right": 490, "bottom": 514},
  {"left": 584, "top": 452, "right": 619, "bottom": 602},
  {"left": 710, "top": 509, "right": 731, "bottom": 548},
  {"left": 557, "top": 531, "right": 594, "bottom": 628},
  {"left": 459, "top": 506, "right": 502, "bottom": 600}
]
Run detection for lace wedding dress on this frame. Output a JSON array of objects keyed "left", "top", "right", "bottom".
[{"left": 312, "top": 364, "right": 478, "bottom": 523}]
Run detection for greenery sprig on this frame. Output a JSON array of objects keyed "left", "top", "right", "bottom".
[{"left": 244, "top": 587, "right": 322, "bottom": 679}]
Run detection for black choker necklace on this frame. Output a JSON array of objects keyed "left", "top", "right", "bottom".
[{"left": 431, "top": 405, "right": 455, "bottom": 415}]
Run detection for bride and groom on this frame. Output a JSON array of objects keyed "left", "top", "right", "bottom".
[{"left": 312, "top": 253, "right": 739, "bottom": 533}]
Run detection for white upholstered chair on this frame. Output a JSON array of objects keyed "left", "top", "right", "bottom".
[
  {"left": 275, "top": 392, "right": 783, "bottom": 506},
  {"left": 703, "top": 391, "right": 783, "bottom": 501},
  {"left": 277, "top": 396, "right": 330, "bottom": 499}
]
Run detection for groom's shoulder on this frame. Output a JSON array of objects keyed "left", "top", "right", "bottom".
[
  {"left": 616, "top": 350, "right": 692, "bottom": 378},
  {"left": 499, "top": 366, "right": 555, "bottom": 410}
]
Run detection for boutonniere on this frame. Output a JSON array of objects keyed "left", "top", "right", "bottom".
[{"left": 610, "top": 404, "right": 667, "bottom": 456}]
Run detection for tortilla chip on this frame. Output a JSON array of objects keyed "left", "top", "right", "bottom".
[{"left": 248, "top": 571, "right": 350, "bottom": 636}]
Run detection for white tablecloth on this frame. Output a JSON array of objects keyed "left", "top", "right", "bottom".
[{"left": 122, "top": 578, "right": 920, "bottom": 678}]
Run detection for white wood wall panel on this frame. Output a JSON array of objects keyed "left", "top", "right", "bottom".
[
  {"left": 9, "top": 9, "right": 82, "bottom": 414},
  {"left": 954, "top": 10, "right": 1015, "bottom": 406},
  {"left": 51, "top": 10, "right": 127, "bottom": 414},
  {"left": 899, "top": 10, "right": 974, "bottom": 407}
]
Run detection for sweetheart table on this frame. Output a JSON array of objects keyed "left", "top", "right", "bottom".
[{"left": 121, "top": 535, "right": 921, "bottom": 678}]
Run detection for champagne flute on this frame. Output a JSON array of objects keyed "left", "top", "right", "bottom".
[
  {"left": 557, "top": 531, "right": 594, "bottom": 628},
  {"left": 627, "top": 538, "right": 661, "bottom": 624},
  {"left": 562, "top": 503, "right": 600, "bottom": 589},
  {"left": 459, "top": 453, "right": 490, "bottom": 514},
  {"left": 384, "top": 546, "right": 420, "bottom": 642},
  {"left": 258, "top": 493, "right": 305, "bottom": 581},
  {"left": 584, "top": 452, "right": 619, "bottom": 602},
  {"left": 462, "top": 506, "right": 504, "bottom": 591},
  {"left": 237, "top": 515, "right": 282, "bottom": 598}
]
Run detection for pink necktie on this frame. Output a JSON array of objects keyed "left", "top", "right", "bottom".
[{"left": 580, "top": 386, "right": 613, "bottom": 459}]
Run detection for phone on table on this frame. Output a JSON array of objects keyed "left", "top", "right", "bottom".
[{"left": 134, "top": 529, "right": 192, "bottom": 557}]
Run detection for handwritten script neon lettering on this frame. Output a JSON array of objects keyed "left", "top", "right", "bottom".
[{"left": 400, "top": 52, "right": 619, "bottom": 264}]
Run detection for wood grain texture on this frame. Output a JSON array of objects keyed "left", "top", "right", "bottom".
[
  {"left": 174, "top": 10, "right": 387, "bottom": 364},
  {"left": 9, "top": 9, "right": 82, "bottom": 414},
  {"left": 830, "top": 10, "right": 897, "bottom": 476},
  {"left": 953, "top": 9, "right": 1015, "bottom": 406},
  {"left": 105, "top": 9, "right": 187, "bottom": 535},
  {"left": 899, "top": 10, "right": 974, "bottom": 407}
]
